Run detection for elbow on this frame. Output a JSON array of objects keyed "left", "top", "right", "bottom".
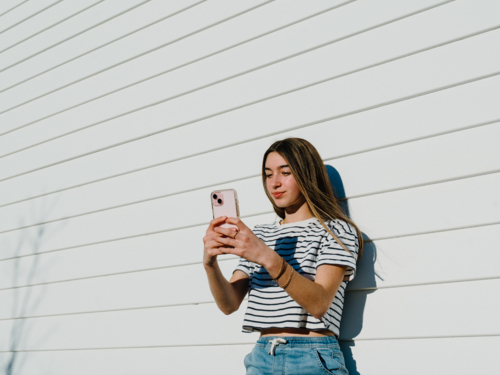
[
  {"left": 311, "top": 305, "right": 329, "bottom": 320},
  {"left": 312, "top": 312, "right": 326, "bottom": 320},
  {"left": 220, "top": 305, "right": 238, "bottom": 316}
]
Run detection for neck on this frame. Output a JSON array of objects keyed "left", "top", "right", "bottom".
[{"left": 283, "top": 201, "right": 313, "bottom": 224}]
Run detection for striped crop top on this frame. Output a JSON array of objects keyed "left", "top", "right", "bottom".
[{"left": 233, "top": 216, "right": 359, "bottom": 337}]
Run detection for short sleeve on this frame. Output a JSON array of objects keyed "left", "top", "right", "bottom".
[
  {"left": 233, "top": 257, "right": 255, "bottom": 279},
  {"left": 316, "top": 220, "right": 359, "bottom": 281}
]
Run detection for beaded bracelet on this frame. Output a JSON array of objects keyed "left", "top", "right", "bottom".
[
  {"left": 282, "top": 266, "right": 294, "bottom": 290},
  {"left": 272, "top": 257, "right": 286, "bottom": 282}
]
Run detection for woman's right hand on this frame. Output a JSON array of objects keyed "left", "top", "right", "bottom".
[{"left": 203, "top": 216, "right": 237, "bottom": 267}]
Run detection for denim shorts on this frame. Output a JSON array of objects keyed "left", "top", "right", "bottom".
[{"left": 244, "top": 336, "right": 349, "bottom": 375}]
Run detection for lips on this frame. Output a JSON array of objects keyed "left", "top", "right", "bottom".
[{"left": 273, "top": 192, "right": 285, "bottom": 198}]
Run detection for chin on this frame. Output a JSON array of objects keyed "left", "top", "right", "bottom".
[{"left": 273, "top": 199, "right": 289, "bottom": 208}]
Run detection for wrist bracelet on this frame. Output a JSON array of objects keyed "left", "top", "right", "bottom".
[
  {"left": 282, "top": 266, "right": 294, "bottom": 290},
  {"left": 272, "top": 257, "right": 286, "bottom": 281}
]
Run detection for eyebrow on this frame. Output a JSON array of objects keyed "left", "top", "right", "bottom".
[{"left": 264, "top": 164, "right": 289, "bottom": 170}]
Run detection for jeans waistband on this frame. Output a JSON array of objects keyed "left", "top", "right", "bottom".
[{"left": 256, "top": 336, "right": 339, "bottom": 348}]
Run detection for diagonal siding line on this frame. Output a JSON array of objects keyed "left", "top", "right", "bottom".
[
  {"left": 0, "top": 334, "right": 498, "bottom": 352},
  {"left": 1, "top": 110, "right": 498, "bottom": 211},
  {"left": 1, "top": 215, "right": 499, "bottom": 264},
  {"left": 0, "top": 341, "right": 258, "bottom": 352},
  {"left": 0, "top": 208, "right": 272, "bottom": 262},
  {"left": 0, "top": 276, "right": 498, "bottom": 322},
  {"left": 0, "top": 256, "right": 239, "bottom": 291},
  {"left": 0, "top": 24, "right": 498, "bottom": 184},
  {"left": 0, "top": 0, "right": 453, "bottom": 144},
  {"left": 0, "top": 0, "right": 351, "bottom": 127},
  {"left": 0, "top": 0, "right": 358, "bottom": 115},
  {"left": 348, "top": 275, "right": 500, "bottom": 292},
  {"left": 0, "top": 300, "right": 219, "bottom": 321},
  {"left": 0, "top": 0, "right": 152, "bottom": 73},
  {"left": 0, "top": 0, "right": 106, "bottom": 55},
  {"left": 0, "top": 0, "right": 29, "bottom": 19},
  {"left": 339, "top": 333, "right": 500, "bottom": 342},
  {"left": 0, "top": 0, "right": 271, "bottom": 100},
  {"left": 0, "top": 0, "right": 274, "bottom": 97},
  {"left": 0, "top": 0, "right": 63, "bottom": 35},
  {"left": 0, "top": 22, "right": 497, "bottom": 177},
  {"left": 1, "top": 158, "right": 499, "bottom": 236},
  {"left": 347, "top": 167, "right": 500, "bottom": 200},
  {"left": 0, "top": 77, "right": 497, "bottom": 228},
  {"left": 2, "top": 243, "right": 500, "bottom": 293}
]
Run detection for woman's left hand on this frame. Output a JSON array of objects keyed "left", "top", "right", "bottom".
[{"left": 214, "top": 217, "right": 273, "bottom": 267}]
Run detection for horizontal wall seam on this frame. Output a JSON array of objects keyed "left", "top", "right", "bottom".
[
  {"left": 0, "top": 209, "right": 272, "bottom": 261},
  {"left": 0, "top": 0, "right": 29, "bottom": 19},
  {"left": 1, "top": 262, "right": 499, "bottom": 296},
  {"left": 0, "top": 0, "right": 452, "bottom": 131},
  {"left": 0, "top": 0, "right": 63, "bottom": 35},
  {"left": 0, "top": 0, "right": 106, "bottom": 55},
  {"left": 0, "top": 0, "right": 151, "bottom": 74},
  {"left": 0, "top": 0, "right": 354, "bottom": 138},
  {"left": 1, "top": 219, "right": 500, "bottom": 264},
  {"left": 0, "top": 0, "right": 356, "bottom": 116},
  {"left": 1, "top": 334, "right": 498, "bottom": 352},
  {"left": 0, "top": 0, "right": 207, "bottom": 97},
  {"left": 0, "top": 0, "right": 460, "bottom": 140},
  {"left": 347, "top": 168, "right": 500, "bottom": 200},
  {"left": 0, "top": 255, "right": 238, "bottom": 289},
  {"left": 1, "top": 55, "right": 499, "bottom": 187},
  {"left": 0, "top": 0, "right": 274, "bottom": 105},
  {"left": 0, "top": 256, "right": 241, "bottom": 291},
  {"left": 339, "top": 333, "right": 500, "bottom": 342},
  {"left": 0, "top": 163, "right": 498, "bottom": 236},
  {"left": 0, "top": 108, "right": 498, "bottom": 210},
  {"left": 0, "top": 299, "right": 220, "bottom": 321},
  {"left": 0, "top": 275, "right": 498, "bottom": 321},
  {"left": 3, "top": 6, "right": 492, "bottom": 162},
  {"left": 0, "top": 341, "right": 258, "bottom": 353},
  {"left": 347, "top": 275, "right": 500, "bottom": 292}
]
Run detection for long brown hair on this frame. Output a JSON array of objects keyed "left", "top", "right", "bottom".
[{"left": 262, "top": 138, "right": 363, "bottom": 261}]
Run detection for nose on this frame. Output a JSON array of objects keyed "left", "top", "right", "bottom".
[{"left": 270, "top": 174, "right": 282, "bottom": 189}]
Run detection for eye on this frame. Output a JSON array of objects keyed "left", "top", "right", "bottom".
[
  {"left": 265, "top": 174, "right": 272, "bottom": 178},
  {"left": 282, "top": 171, "right": 291, "bottom": 176}
]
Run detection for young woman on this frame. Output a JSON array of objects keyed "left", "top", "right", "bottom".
[{"left": 203, "top": 138, "right": 363, "bottom": 374}]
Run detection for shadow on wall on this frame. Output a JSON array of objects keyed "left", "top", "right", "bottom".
[
  {"left": 325, "top": 165, "right": 379, "bottom": 375},
  {"left": 1, "top": 195, "right": 62, "bottom": 375}
]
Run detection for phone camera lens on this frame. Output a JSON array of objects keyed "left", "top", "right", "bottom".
[
  {"left": 213, "top": 194, "right": 218, "bottom": 199},
  {"left": 217, "top": 198, "right": 222, "bottom": 204}
]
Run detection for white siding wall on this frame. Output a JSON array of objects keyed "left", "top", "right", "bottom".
[{"left": 0, "top": 0, "right": 499, "bottom": 374}]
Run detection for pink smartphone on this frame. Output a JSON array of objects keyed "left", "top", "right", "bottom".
[{"left": 211, "top": 189, "right": 240, "bottom": 230}]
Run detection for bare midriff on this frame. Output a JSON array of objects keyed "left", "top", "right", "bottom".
[{"left": 260, "top": 328, "right": 335, "bottom": 337}]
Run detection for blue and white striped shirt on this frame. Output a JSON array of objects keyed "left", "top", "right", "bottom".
[{"left": 234, "top": 216, "right": 359, "bottom": 337}]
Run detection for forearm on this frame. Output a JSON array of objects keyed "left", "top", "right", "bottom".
[
  {"left": 265, "top": 253, "right": 333, "bottom": 319},
  {"left": 203, "top": 261, "right": 244, "bottom": 315}
]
